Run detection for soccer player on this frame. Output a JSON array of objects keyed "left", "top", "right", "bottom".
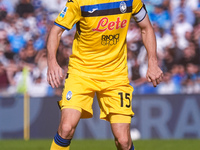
[{"left": 47, "top": 0, "right": 163, "bottom": 149}]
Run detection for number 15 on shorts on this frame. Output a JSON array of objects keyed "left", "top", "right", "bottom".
[{"left": 118, "top": 92, "right": 131, "bottom": 108}]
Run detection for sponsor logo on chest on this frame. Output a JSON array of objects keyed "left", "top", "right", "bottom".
[
  {"left": 101, "top": 34, "right": 120, "bottom": 46},
  {"left": 93, "top": 17, "right": 127, "bottom": 32}
]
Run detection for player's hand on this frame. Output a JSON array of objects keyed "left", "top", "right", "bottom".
[
  {"left": 47, "top": 61, "right": 63, "bottom": 88},
  {"left": 146, "top": 61, "right": 163, "bottom": 87}
]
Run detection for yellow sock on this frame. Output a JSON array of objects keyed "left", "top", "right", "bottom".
[
  {"left": 50, "top": 139, "right": 70, "bottom": 150},
  {"left": 50, "top": 133, "right": 71, "bottom": 150}
]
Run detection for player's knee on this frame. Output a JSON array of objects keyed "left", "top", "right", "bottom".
[
  {"left": 59, "top": 123, "right": 75, "bottom": 138},
  {"left": 116, "top": 137, "right": 129, "bottom": 148}
]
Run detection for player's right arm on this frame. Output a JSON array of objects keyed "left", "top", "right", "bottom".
[
  {"left": 47, "top": 0, "right": 80, "bottom": 88},
  {"left": 47, "top": 25, "right": 65, "bottom": 88}
]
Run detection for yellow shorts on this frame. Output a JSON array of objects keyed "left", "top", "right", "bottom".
[{"left": 58, "top": 74, "right": 134, "bottom": 123}]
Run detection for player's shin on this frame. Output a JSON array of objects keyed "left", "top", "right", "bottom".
[{"left": 50, "top": 133, "right": 71, "bottom": 150}]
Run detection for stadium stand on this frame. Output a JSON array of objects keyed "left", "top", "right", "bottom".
[{"left": 0, "top": 0, "right": 200, "bottom": 96}]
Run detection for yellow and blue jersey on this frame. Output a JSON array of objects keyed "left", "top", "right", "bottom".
[{"left": 55, "top": 0, "right": 147, "bottom": 80}]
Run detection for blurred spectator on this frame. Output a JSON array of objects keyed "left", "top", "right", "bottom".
[
  {"left": 56, "top": 41, "right": 71, "bottom": 73},
  {"left": 162, "top": 48, "right": 177, "bottom": 72},
  {"left": 24, "top": 39, "right": 37, "bottom": 64},
  {"left": 193, "top": 23, "right": 200, "bottom": 48},
  {"left": 33, "top": 32, "right": 45, "bottom": 51},
  {"left": 0, "top": 36, "right": 19, "bottom": 88},
  {"left": 7, "top": 27, "right": 26, "bottom": 53},
  {"left": 22, "top": 21, "right": 33, "bottom": 41},
  {"left": 170, "top": 64, "right": 186, "bottom": 93},
  {"left": 137, "top": 47, "right": 148, "bottom": 79},
  {"left": 174, "top": 13, "right": 193, "bottom": 50},
  {"left": 14, "top": 67, "right": 49, "bottom": 97},
  {"left": 182, "top": 63, "right": 200, "bottom": 93},
  {"left": 179, "top": 43, "right": 199, "bottom": 66},
  {"left": 32, "top": 0, "right": 42, "bottom": 10},
  {"left": 0, "top": 62, "right": 9, "bottom": 90},
  {"left": 182, "top": 78, "right": 200, "bottom": 94},
  {"left": 170, "top": 0, "right": 199, "bottom": 12},
  {"left": 61, "top": 29, "right": 76, "bottom": 46},
  {"left": 194, "top": 0, "right": 200, "bottom": 21},
  {"left": 16, "top": 0, "right": 34, "bottom": 18},
  {"left": 157, "top": 72, "right": 177, "bottom": 94},
  {"left": 127, "top": 20, "right": 141, "bottom": 45},
  {"left": 131, "top": 47, "right": 149, "bottom": 91},
  {"left": 0, "top": 37, "right": 9, "bottom": 90},
  {"left": 127, "top": 50, "right": 136, "bottom": 82},
  {"left": 0, "top": 0, "right": 14, "bottom": 16},
  {"left": 172, "top": 0, "right": 195, "bottom": 25},
  {"left": 156, "top": 27, "right": 174, "bottom": 57},
  {"left": 34, "top": 49, "right": 48, "bottom": 78},
  {"left": 186, "top": 0, "right": 199, "bottom": 11},
  {"left": 149, "top": 4, "right": 171, "bottom": 30},
  {"left": 40, "top": 0, "right": 66, "bottom": 13},
  {"left": 185, "top": 63, "right": 199, "bottom": 81},
  {"left": 144, "top": 0, "right": 164, "bottom": 6}
]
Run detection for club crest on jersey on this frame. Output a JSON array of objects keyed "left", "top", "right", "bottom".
[
  {"left": 60, "top": 6, "right": 67, "bottom": 18},
  {"left": 120, "top": 2, "right": 127, "bottom": 13},
  {"left": 66, "top": 91, "right": 72, "bottom": 100}
]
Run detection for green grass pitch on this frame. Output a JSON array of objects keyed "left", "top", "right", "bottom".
[{"left": 0, "top": 139, "right": 200, "bottom": 150}]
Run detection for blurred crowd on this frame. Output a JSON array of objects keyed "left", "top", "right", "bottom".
[
  {"left": 128, "top": 0, "right": 200, "bottom": 94},
  {"left": 0, "top": 0, "right": 200, "bottom": 97}
]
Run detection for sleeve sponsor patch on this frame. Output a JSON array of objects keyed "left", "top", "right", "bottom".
[{"left": 60, "top": 6, "right": 68, "bottom": 18}]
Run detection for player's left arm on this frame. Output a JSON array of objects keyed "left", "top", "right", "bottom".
[{"left": 137, "top": 14, "right": 163, "bottom": 87}]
